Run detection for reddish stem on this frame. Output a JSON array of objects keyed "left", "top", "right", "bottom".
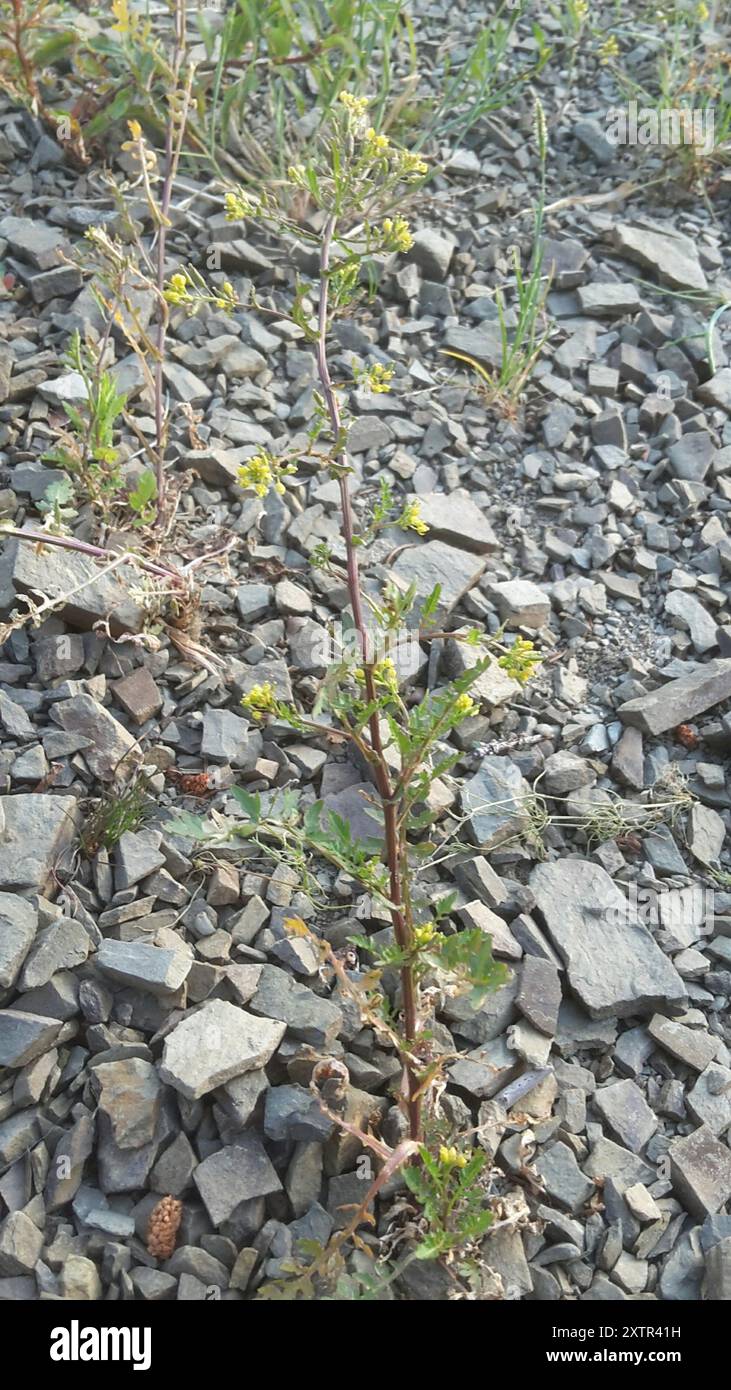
[{"left": 317, "top": 215, "right": 421, "bottom": 1141}]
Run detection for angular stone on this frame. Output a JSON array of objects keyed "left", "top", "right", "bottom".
[
  {"left": 462, "top": 756, "right": 530, "bottom": 850},
  {"left": 687, "top": 803, "right": 725, "bottom": 866},
  {"left": 489, "top": 579, "right": 550, "bottom": 629},
  {"left": 114, "top": 829, "right": 166, "bottom": 891},
  {"left": 449, "top": 1037, "right": 522, "bottom": 1099},
  {"left": 613, "top": 220, "right": 707, "bottom": 292},
  {"left": 534, "top": 1142, "right": 594, "bottom": 1213},
  {"left": 443, "top": 973, "right": 518, "bottom": 1045},
  {"left": 411, "top": 492, "right": 497, "bottom": 553},
  {"left": 18, "top": 916, "right": 89, "bottom": 990},
  {"left": 248, "top": 965, "right": 342, "bottom": 1047},
  {"left": 0, "top": 894, "right": 37, "bottom": 989},
  {"left": 443, "top": 323, "right": 503, "bottom": 367},
  {"left": 687, "top": 1064, "right": 731, "bottom": 1136},
  {"left": 593, "top": 1080, "right": 657, "bottom": 1154},
  {"left": 669, "top": 1126, "right": 731, "bottom": 1217},
  {"left": 92, "top": 1058, "right": 161, "bottom": 1150},
  {"left": 698, "top": 369, "right": 731, "bottom": 412},
  {"left": 455, "top": 900, "right": 522, "bottom": 960},
  {"left": 516, "top": 956, "right": 561, "bottom": 1036},
  {"left": 665, "top": 591, "right": 717, "bottom": 653},
  {"left": 0, "top": 1011, "right": 62, "bottom": 1068},
  {"left": 149, "top": 1131, "right": 198, "bottom": 1195},
  {"left": 409, "top": 229, "right": 455, "bottom": 279},
  {"left": 0, "top": 1211, "right": 43, "bottom": 1276},
  {"left": 583, "top": 1138, "right": 655, "bottom": 1193},
  {"left": 618, "top": 659, "right": 731, "bottom": 735},
  {"left": 52, "top": 694, "right": 141, "bottom": 782},
  {"left": 647, "top": 1015, "right": 718, "bottom": 1072},
  {"left": 45, "top": 1111, "right": 95, "bottom": 1211},
  {"left": 96, "top": 939, "right": 192, "bottom": 996},
  {"left": 444, "top": 638, "right": 521, "bottom": 709},
  {"left": 530, "top": 860, "right": 686, "bottom": 1019},
  {"left": 112, "top": 666, "right": 163, "bottom": 724},
  {"left": 193, "top": 1136, "right": 281, "bottom": 1225},
  {"left": 0, "top": 532, "right": 144, "bottom": 635},
  {"left": 160, "top": 999, "right": 286, "bottom": 1100},
  {"left": 391, "top": 540, "right": 487, "bottom": 626},
  {"left": 577, "top": 282, "right": 642, "bottom": 315},
  {"left": 0, "top": 794, "right": 80, "bottom": 895}
]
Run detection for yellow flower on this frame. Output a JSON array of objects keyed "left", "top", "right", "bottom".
[
  {"left": 241, "top": 682, "right": 277, "bottom": 718},
  {"left": 413, "top": 922, "right": 438, "bottom": 949},
  {"left": 696, "top": 1, "right": 709, "bottom": 17},
  {"left": 498, "top": 636, "right": 541, "bottom": 685},
  {"left": 214, "top": 280, "right": 237, "bottom": 311},
  {"left": 382, "top": 216, "right": 413, "bottom": 254},
  {"left": 338, "top": 91, "right": 369, "bottom": 116},
  {"left": 454, "top": 692, "right": 479, "bottom": 719},
  {"left": 397, "top": 149, "right": 429, "bottom": 179},
  {"left": 364, "top": 127, "right": 390, "bottom": 155},
  {"left": 163, "top": 271, "right": 190, "bottom": 306},
  {"left": 374, "top": 656, "right": 398, "bottom": 693},
  {"left": 599, "top": 34, "right": 619, "bottom": 63},
  {"left": 439, "top": 1145, "right": 469, "bottom": 1169},
  {"left": 237, "top": 453, "right": 274, "bottom": 498},
  {"left": 126, "top": 119, "right": 142, "bottom": 141},
  {"left": 398, "top": 500, "right": 428, "bottom": 535},
  {"left": 237, "top": 452, "right": 296, "bottom": 499},
  {"left": 225, "top": 189, "right": 256, "bottom": 221},
  {"left": 359, "top": 362, "right": 393, "bottom": 394}
]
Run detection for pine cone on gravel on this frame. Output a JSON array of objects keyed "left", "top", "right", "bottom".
[{"left": 147, "top": 1195, "right": 183, "bottom": 1259}]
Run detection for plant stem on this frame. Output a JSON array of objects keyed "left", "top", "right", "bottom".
[
  {"left": 316, "top": 214, "right": 421, "bottom": 1141},
  {"left": 153, "top": 0, "right": 192, "bottom": 525}
]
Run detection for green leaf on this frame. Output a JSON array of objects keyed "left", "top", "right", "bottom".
[{"left": 229, "top": 787, "right": 262, "bottom": 823}]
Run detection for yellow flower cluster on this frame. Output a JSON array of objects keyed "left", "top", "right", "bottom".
[
  {"left": 164, "top": 271, "right": 190, "bottom": 307},
  {"left": 357, "top": 362, "right": 394, "bottom": 394},
  {"left": 412, "top": 922, "right": 438, "bottom": 949},
  {"left": 439, "top": 1145, "right": 469, "bottom": 1170},
  {"left": 354, "top": 656, "right": 399, "bottom": 694},
  {"left": 453, "top": 692, "right": 479, "bottom": 719},
  {"left": 599, "top": 34, "right": 619, "bottom": 62},
  {"left": 241, "top": 682, "right": 277, "bottom": 718},
  {"left": 498, "top": 636, "right": 541, "bottom": 685},
  {"left": 398, "top": 500, "right": 428, "bottom": 535},
  {"left": 225, "top": 189, "right": 257, "bottom": 221},
  {"left": 382, "top": 216, "right": 414, "bottom": 254},
  {"left": 393, "top": 148, "right": 428, "bottom": 179},
  {"left": 237, "top": 452, "right": 297, "bottom": 499},
  {"left": 338, "top": 91, "right": 369, "bottom": 116},
  {"left": 213, "top": 280, "right": 237, "bottom": 311},
  {"left": 364, "top": 127, "right": 390, "bottom": 156}
]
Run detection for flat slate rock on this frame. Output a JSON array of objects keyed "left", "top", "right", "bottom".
[
  {"left": 0, "top": 894, "right": 37, "bottom": 989},
  {"left": 160, "top": 999, "right": 286, "bottom": 1100},
  {"left": 193, "top": 1135, "right": 282, "bottom": 1225},
  {"left": 618, "top": 659, "right": 731, "bottom": 734},
  {"left": 411, "top": 492, "right": 498, "bottom": 553},
  {"left": 96, "top": 939, "right": 193, "bottom": 996},
  {"left": 530, "top": 860, "right": 686, "bottom": 1019},
  {"left": 391, "top": 539, "right": 487, "bottom": 625},
  {"left": 0, "top": 531, "right": 145, "bottom": 635},
  {"left": 669, "top": 1126, "right": 731, "bottom": 1218},
  {"left": 0, "top": 794, "right": 80, "bottom": 895}
]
